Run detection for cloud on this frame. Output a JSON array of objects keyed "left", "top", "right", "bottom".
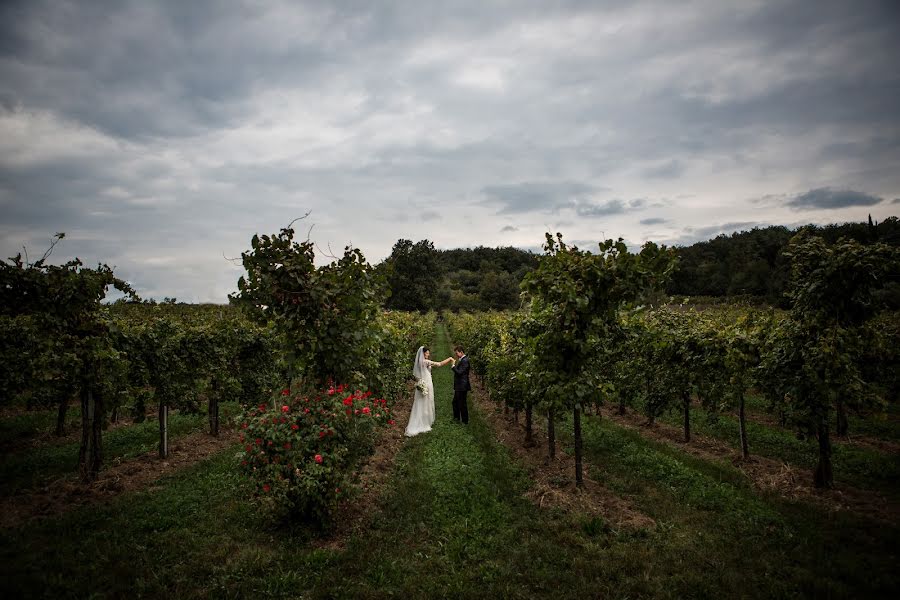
[
  {"left": 574, "top": 199, "right": 627, "bottom": 217},
  {"left": 641, "top": 160, "right": 685, "bottom": 180},
  {"left": 500, "top": 225, "right": 518, "bottom": 232},
  {"left": 2, "top": 0, "right": 899, "bottom": 300},
  {"left": 480, "top": 181, "right": 595, "bottom": 214},
  {"left": 786, "top": 188, "right": 884, "bottom": 210},
  {"left": 640, "top": 217, "right": 669, "bottom": 225}
]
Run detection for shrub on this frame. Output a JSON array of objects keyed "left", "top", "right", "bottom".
[{"left": 237, "top": 384, "right": 394, "bottom": 525}]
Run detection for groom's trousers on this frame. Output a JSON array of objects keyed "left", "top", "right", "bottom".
[{"left": 453, "top": 390, "right": 469, "bottom": 424}]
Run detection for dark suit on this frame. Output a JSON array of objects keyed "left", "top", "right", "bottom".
[{"left": 451, "top": 355, "right": 471, "bottom": 424}]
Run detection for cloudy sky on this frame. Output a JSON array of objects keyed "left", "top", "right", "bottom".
[{"left": 2, "top": 0, "right": 899, "bottom": 302}]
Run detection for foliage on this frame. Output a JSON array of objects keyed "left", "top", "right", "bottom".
[
  {"left": 758, "top": 232, "right": 900, "bottom": 487},
  {"left": 0, "top": 234, "right": 138, "bottom": 479},
  {"left": 521, "top": 234, "right": 677, "bottom": 414},
  {"left": 233, "top": 223, "right": 386, "bottom": 389},
  {"left": 375, "top": 243, "right": 538, "bottom": 312},
  {"left": 667, "top": 216, "right": 900, "bottom": 305},
  {"left": 380, "top": 239, "right": 443, "bottom": 312},
  {"left": 236, "top": 384, "right": 393, "bottom": 524}
]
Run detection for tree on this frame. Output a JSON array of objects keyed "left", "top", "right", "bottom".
[
  {"left": 233, "top": 221, "right": 386, "bottom": 392},
  {"left": 759, "top": 231, "right": 899, "bottom": 488},
  {"left": 478, "top": 270, "right": 520, "bottom": 309},
  {"left": 0, "top": 234, "right": 137, "bottom": 480},
  {"left": 523, "top": 234, "right": 676, "bottom": 485},
  {"left": 382, "top": 239, "right": 442, "bottom": 312}
]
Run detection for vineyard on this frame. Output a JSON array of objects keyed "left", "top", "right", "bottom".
[{"left": 0, "top": 227, "right": 899, "bottom": 598}]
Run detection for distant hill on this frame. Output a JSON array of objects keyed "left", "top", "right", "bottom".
[
  {"left": 379, "top": 216, "right": 900, "bottom": 311},
  {"left": 666, "top": 216, "right": 900, "bottom": 305}
]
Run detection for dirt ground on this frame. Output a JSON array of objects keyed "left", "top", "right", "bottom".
[
  {"left": 472, "top": 380, "right": 656, "bottom": 531},
  {"left": 0, "top": 388, "right": 415, "bottom": 538},
  {"left": 598, "top": 404, "right": 900, "bottom": 524},
  {"left": 313, "top": 390, "right": 413, "bottom": 548},
  {"left": 730, "top": 400, "right": 900, "bottom": 455},
  {"left": 0, "top": 429, "right": 236, "bottom": 529}
]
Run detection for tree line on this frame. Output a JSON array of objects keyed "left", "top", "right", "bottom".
[
  {"left": 380, "top": 215, "right": 900, "bottom": 311},
  {"left": 667, "top": 215, "right": 900, "bottom": 304}
]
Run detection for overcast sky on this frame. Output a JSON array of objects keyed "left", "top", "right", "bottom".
[{"left": 2, "top": 0, "right": 899, "bottom": 302}]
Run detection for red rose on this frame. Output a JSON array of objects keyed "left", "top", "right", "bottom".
[
  {"left": 343, "top": 396, "right": 353, "bottom": 406},
  {"left": 319, "top": 431, "right": 325, "bottom": 438},
  {"left": 388, "top": 419, "right": 395, "bottom": 425},
  {"left": 241, "top": 422, "right": 248, "bottom": 429},
  {"left": 258, "top": 404, "right": 266, "bottom": 411},
  {"left": 255, "top": 438, "right": 262, "bottom": 446},
  {"left": 281, "top": 405, "right": 290, "bottom": 413},
  {"left": 245, "top": 444, "right": 252, "bottom": 452},
  {"left": 291, "top": 424, "right": 299, "bottom": 431},
  {"left": 281, "top": 389, "right": 290, "bottom": 396},
  {"left": 362, "top": 407, "right": 371, "bottom": 415},
  {"left": 283, "top": 443, "right": 291, "bottom": 450},
  {"left": 263, "top": 484, "right": 270, "bottom": 493},
  {"left": 315, "top": 454, "right": 323, "bottom": 464}
]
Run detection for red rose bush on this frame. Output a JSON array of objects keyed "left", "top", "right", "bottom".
[{"left": 237, "top": 383, "right": 392, "bottom": 524}]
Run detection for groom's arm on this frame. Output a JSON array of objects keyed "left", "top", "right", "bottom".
[{"left": 452, "top": 358, "right": 469, "bottom": 376}]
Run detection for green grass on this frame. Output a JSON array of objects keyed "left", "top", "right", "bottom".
[
  {"left": 555, "top": 412, "right": 899, "bottom": 598},
  {"left": 654, "top": 403, "right": 900, "bottom": 495},
  {"left": 1, "top": 326, "right": 898, "bottom": 598},
  {"left": 742, "top": 392, "right": 900, "bottom": 443},
  {"left": 0, "top": 406, "right": 83, "bottom": 447},
  {"left": 0, "top": 402, "right": 239, "bottom": 494}
]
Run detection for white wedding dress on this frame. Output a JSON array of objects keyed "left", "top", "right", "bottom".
[{"left": 405, "top": 346, "right": 436, "bottom": 437}]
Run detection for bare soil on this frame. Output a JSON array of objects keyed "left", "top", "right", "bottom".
[
  {"left": 0, "top": 416, "right": 136, "bottom": 455},
  {"left": 472, "top": 380, "right": 655, "bottom": 531},
  {"left": 602, "top": 405, "right": 900, "bottom": 524},
  {"left": 313, "top": 390, "right": 412, "bottom": 549},
  {"left": 728, "top": 400, "right": 900, "bottom": 455},
  {"left": 0, "top": 428, "right": 235, "bottom": 529}
]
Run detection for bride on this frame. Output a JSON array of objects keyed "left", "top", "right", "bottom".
[{"left": 405, "top": 346, "right": 453, "bottom": 437}]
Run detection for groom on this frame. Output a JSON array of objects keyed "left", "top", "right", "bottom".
[{"left": 450, "top": 345, "right": 470, "bottom": 424}]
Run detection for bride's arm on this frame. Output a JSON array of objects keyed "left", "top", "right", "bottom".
[{"left": 434, "top": 357, "right": 453, "bottom": 367}]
